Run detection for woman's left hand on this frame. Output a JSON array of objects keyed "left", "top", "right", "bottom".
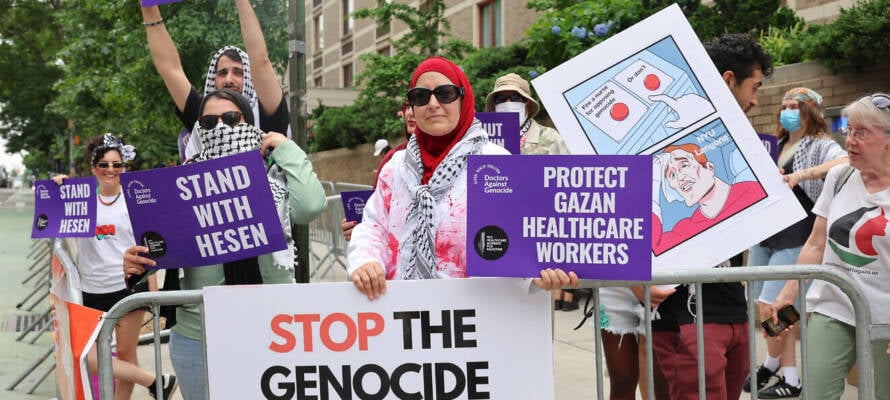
[
  {"left": 532, "top": 268, "right": 579, "bottom": 291},
  {"left": 261, "top": 131, "right": 288, "bottom": 159}
]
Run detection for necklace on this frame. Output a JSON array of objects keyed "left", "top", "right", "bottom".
[{"left": 97, "top": 187, "right": 122, "bottom": 206}]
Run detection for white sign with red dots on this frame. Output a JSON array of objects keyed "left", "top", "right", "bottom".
[
  {"left": 616, "top": 58, "right": 674, "bottom": 102},
  {"left": 575, "top": 82, "right": 647, "bottom": 142}
]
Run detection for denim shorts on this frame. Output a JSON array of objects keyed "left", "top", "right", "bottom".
[{"left": 747, "top": 245, "right": 809, "bottom": 305}]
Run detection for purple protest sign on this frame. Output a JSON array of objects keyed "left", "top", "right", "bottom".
[
  {"left": 340, "top": 189, "right": 374, "bottom": 222},
  {"left": 467, "top": 155, "right": 652, "bottom": 280},
  {"left": 32, "top": 178, "right": 97, "bottom": 238},
  {"left": 758, "top": 133, "right": 778, "bottom": 162},
  {"left": 476, "top": 112, "right": 520, "bottom": 154},
  {"left": 141, "top": 0, "right": 183, "bottom": 6},
  {"left": 121, "top": 151, "right": 286, "bottom": 269}
]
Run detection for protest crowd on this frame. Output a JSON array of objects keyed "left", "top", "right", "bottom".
[{"left": 19, "top": 1, "right": 890, "bottom": 400}]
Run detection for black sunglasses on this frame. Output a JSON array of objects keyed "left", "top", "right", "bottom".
[
  {"left": 95, "top": 162, "right": 124, "bottom": 169},
  {"left": 494, "top": 93, "right": 527, "bottom": 104},
  {"left": 199, "top": 111, "right": 243, "bottom": 130},
  {"left": 406, "top": 85, "right": 464, "bottom": 106}
]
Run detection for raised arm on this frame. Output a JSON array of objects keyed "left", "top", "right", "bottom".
[
  {"left": 141, "top": 5, "right": 192, "bottom": 112},
  {"left": 235, "top": 0, "right": 283, "bottom": 116}
]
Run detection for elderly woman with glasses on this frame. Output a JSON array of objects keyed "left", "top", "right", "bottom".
[
  {"left": 347, "top": 56, "right": 578, "bottom": 300},
  {"left": 771, "top": 93, "right": 890, "bottom": 399}
]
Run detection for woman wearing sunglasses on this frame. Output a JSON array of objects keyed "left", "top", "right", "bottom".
[
  {"left": 346, "top": 56, "right": 578, "bottom": 300},
  {"left": 771, "top": 93, "right": 890, "bottom": 399},
  {"left": 53, "top": 134, "right": 178, "bottom": 399},
  {"left": 124, "top": 89, "right": 326, "bottom": 400}
]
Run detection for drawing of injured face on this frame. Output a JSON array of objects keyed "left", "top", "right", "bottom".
[{"left": 662, "top": 143, "right": 725, "bottom": 210}]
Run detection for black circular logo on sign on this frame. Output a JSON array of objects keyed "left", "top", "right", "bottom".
[
  {"left": 141, "top": 231, "right": 167, "bottom": 258},
  {"left": 35, "top": 214, "right": 49, "bottom": 230},
  {"left": 473, "top": 225, "right": 509, "bottom": 260}
]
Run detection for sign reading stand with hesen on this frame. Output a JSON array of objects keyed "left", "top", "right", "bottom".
[
  {"left": 467, "top": 154, "right": 652, "bottom": 280},
  {"left": 120, "top": 151, "right": 286, "bottom": 269},
  {"left": 32, "top": 177, "right": 97, "bottom": 238}
]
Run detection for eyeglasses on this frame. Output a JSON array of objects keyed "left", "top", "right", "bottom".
[
  {"left": 199, "top": 111, "right": 243, "bottom": 130},
  {"left": 95, "top": 162, "right": 124, "bottom": 169},
  {"left": 406, "top": 85, "right": 464, "bottom": 106},
  {"left": 841, "top": 126, "right": 883, "bottom": 141},
  {"left": 494, "top": 93, "right": 527, "bottom": 104}
]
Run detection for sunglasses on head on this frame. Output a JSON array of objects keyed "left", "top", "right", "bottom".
[
  {"left": 406, "top": 85, "right": 464, "bottom": 107},
  {"left": 494, "top": 93, "right": 527, "bottom": 104},
  {"left": 199, "top": 111, "right": 243, "bottom": 130},
  {"left": 872, "top": 94, "right": 890, "bottom": 111},
  {"left": 95, "top": 162, "right": 124, "bottom": 169}
]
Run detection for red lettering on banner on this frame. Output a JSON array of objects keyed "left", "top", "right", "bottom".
[{"left": 268, "top": 312, "right": 385, "bottom": 353}]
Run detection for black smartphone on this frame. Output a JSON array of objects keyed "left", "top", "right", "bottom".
[{"left": 761, "top": 305, "right": 801, "bottom": 337}]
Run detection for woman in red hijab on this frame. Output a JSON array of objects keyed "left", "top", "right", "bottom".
[{"left": 346, "top": 56, "right": 578, "bottom": 299}]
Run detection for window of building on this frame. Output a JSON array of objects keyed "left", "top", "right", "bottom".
[
  {"left": 343, "top": 63, "right": 353, "bottom": 88},
  {"left": 377, "top": 46, "right": 391, "bottom": 56},
  {"left": 342, "top": 0, "right": 354, "bottom": 36},
  {"left": 314, "top": 76, "right": 323, "bottom": 88},
  {"left": 478, "top": 0, "right": 502, "bottom": 48},
  {"left": 313, "top": 14, "right": 324, "bottom": 53}
]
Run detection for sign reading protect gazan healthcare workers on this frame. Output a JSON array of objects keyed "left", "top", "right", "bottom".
[
  {"left": 476, "top": 112, "right": 520, "bottom": 154},
  {"left": 467, "top": 155, "right": 651, "bottom": 280},
  {"left": 31, "top": 177, "right": 97, "bottom": 238},
  {"left": 531, "top": 4, "right": 804, "bottom": 271},
  {"left": 203, "top": 279, "right": 554, "bottom": 399},
  {"left": 120, "top": 151, "right": 286, "bottom": 268}
]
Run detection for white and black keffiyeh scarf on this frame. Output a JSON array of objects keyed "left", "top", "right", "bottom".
[
  {"left": 791, "top": 135, "right": 832, "bottom": 203},
  {"left": 191, "top": 123, "right": 295, "bottom": 283},
  {"left": 399, "top": 120, "right": 488, "bottom": 280},
  {"left": 203, "top": 46, "right": 258, "bottom": 120}
]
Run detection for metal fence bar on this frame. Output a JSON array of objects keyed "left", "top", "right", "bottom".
[{"left": 95, "top": 264, "right": 880, "bottom": 399}]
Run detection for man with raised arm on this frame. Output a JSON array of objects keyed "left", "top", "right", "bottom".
[{"left": 140, "top": 0, "right": 289, "bottom": 161}]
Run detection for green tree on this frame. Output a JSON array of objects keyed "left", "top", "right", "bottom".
[
  {"left": 0, "top": 0, "right": 67, "bottom": 175},
  {"left": 0, "top": 0, "right": 289, "bottom": 174},
  {"left": 310, "top": 0, "right": 474, "bottom": 151},
  {"left": 800, "top": 0, "right": 890, "bottom": 74}
]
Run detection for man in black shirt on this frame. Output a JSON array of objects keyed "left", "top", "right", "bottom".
[{"left": 650, "top": 33, "right": 773, "bottom": 400}]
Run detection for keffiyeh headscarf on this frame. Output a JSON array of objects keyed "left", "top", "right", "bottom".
[
  {"left": 398, "top": 56, "right": 487, "bottom": 280},
  {"left": 783, "top": 87, "right": 823, "bottom": 106},
  {"left": 203, "top": 46, "right": 258, "bottom": 120}
]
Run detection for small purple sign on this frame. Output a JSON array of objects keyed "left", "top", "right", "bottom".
[
  {"left": 121, "top": 151, "right": 287, "bottom": 269},
  {"left": 341, "top": 190, "right": 374, "bottom": 222},
  {"left": 476, "top": 112, "right": 520, "bottom": 154},
  {"left": 32, "top": 178, "right": 97, "bottom": 238},
  {"left": 467, "top": 155, "right": 652, "bottom": 280},
  {"left": 141, "top": 0, "right": 183, "bottom": 6},
  {"left": 758, "top": 133, "right": 778, "bottom": 162}
]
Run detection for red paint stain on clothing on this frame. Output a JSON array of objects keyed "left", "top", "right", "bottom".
[{"left": 386, "top": 232, "right": 399, "bottom": 279}]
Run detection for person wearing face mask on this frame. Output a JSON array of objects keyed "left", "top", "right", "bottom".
[
  {"left": 485, "top": 73, "right": 570, "bottom": 155},
  {"left": 743, "top": 87, "right": 848, "bottom": 398},
  {"left": 123, "top": 89, "right": 326, "bottom": 400}
]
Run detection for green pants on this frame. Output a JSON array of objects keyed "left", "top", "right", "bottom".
[{"left": 806, "top": 312, "right": 890, "bottom": 399}]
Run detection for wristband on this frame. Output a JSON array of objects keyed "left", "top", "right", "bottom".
[{"left": 143, "top": 19, "right": 164, "bottom": 27}]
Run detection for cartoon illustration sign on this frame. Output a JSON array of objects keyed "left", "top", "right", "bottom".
[{"left": 532, "top": 4, "right": 804, "bottom": 270}]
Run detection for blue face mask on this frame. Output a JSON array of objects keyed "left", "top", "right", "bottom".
[{"left": 780, "top": 109, "right": 801, "bottom": 132}]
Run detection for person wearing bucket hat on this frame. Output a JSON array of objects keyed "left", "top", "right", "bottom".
[
  {"left": 743, "top": 86, "right": 847, "bottom": 398},
  {"left": 485, "top": 73, "right": 569, "bottom": 156}
]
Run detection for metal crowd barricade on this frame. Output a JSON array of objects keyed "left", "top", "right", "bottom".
[
  {"left": 95, "top": 264, "right": 886, "bottom": 400},
  {"left": 309, "top": 182, "right": 373, "bottom": 281}
]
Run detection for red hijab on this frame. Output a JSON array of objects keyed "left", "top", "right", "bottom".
[{"left": 409, "top": 57, "right": 475, "bottom": 184}]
